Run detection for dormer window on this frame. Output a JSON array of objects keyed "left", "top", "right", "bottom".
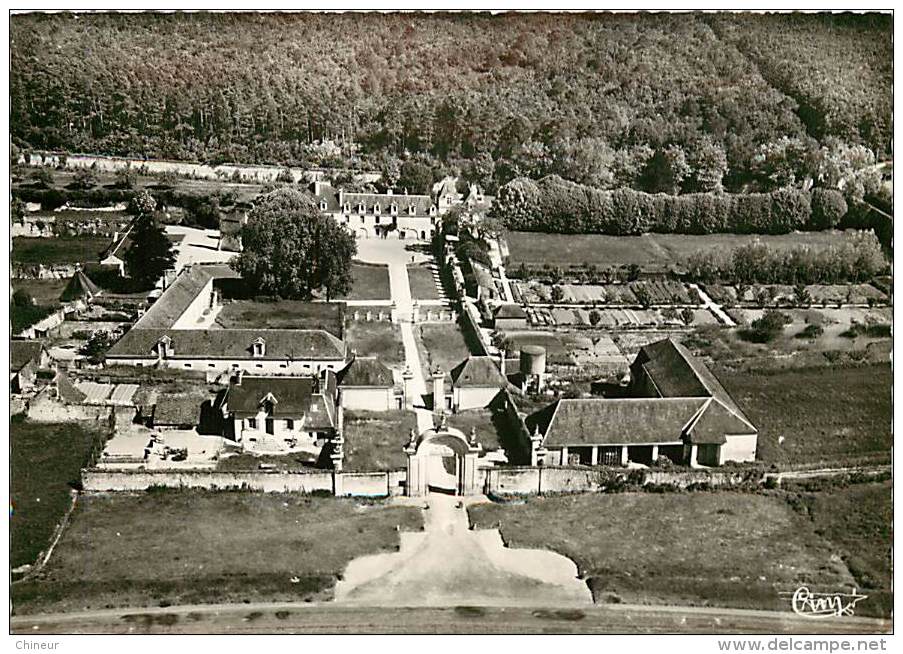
[
  {"left": 343, "top": 203, "right": 350, "bottom": 213},
  {"left": 319, "top": 200, "right": 328, "bottom": 211},
  {"left": 357, "top": 203, "right": 365, "bottom": 214},
  {"left": 429, "top": 206, "right": 437, "bottom": 216},
  {"left": 252, "top": 337, "right": 266, "bottom": 358},
  {"left": 408, "top": 205, "right": 416, "bottom": 216},
  {"left": 390, "top": 203, "right": 398, "bottom": 215},
  {"left": 373, "top": 203, "right": 380, "bottom": 215},
  {"left": 156, "top": 335, "right": 173, "bottom": 358}
]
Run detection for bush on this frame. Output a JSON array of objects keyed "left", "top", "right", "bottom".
[
  {"left": 742, "top": 309, "right": 791, "bottom": 343},
  {"left": 795, "top": 324, "right": 824, "bottom": 339}
]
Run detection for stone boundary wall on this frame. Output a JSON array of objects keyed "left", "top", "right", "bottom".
[
  {"left": 82, "top": 468, "right": 410, "bottom": 496},
  {"left": 485, "top": 466, "right": 759, "bottom": 496}
]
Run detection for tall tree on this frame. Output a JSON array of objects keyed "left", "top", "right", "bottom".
[
  {"left": 234, "top": 187, "right": 357, "bottom": 300},
  {"left": 124, "top": 191, "right": 176, "bottom": 289}
]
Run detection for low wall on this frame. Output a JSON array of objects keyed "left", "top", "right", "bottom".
[
  {"left": 82, "top": 468, "right": 410, "bottom": 496},
  {"left": 83, "top": 469, "right": 336, "bottom": 493},
  {"left": 485, "top": 466, "right": 759, "bottom": 496}
]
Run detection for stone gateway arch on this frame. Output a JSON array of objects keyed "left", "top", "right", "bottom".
[{"left": 404, "top": 421, "right": 483, "bottom": 496}]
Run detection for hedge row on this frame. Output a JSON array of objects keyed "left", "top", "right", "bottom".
[{"left": 493, "top": 175, "right": 849, "bottom": 236}]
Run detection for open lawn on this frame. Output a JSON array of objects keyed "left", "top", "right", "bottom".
[
  {"left": 10, "top": 417, "right": 107, "bottom": 571},
  {"left": 13, "top": 278, "right": 68, "bottom": 305},
  {"left": 12, "top": 236, "right": 110, "bottom": 265},
  {"left": 415, "top": 323, "right": 472, "bottom": 379},
  {"left": 407, "top": 263, "right": 442, "bottom": 300},
  {"left": 215, "top": 300, "right": 344, "bottom": 337},
  {"left": 344, "top": 320, "right": 405, "bottom": 367},
  {"left": 336, "top": 262, "right": 391, "bottom": 301},
  {"left": 468, "top": 492, "right": 875, "bottom": 615},
  {"left": 12, "top": 491, "right": 422, "bottom": 615},
  {"left": 716, "top": 363, "right": 891, "bottom": 467},
  {"left": 505, "top": 230, "right": 867, "bottom": 272},
  {"left": 797, "top": 480, "right": 892, "bottom": 616},
  {"left": 343, "top": 410, "right": 417, "bottom": 471}
]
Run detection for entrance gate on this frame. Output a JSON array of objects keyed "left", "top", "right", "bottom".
[{"left": 404, "top": 422, "right": 482, "bottom": 496}]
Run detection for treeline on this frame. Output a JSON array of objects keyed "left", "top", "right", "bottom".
[
  {"left": 493, "top": 175, "right": 856, "bottom": 236},
  {"left": 8, "top": 12, "right": 891, "bottom": 192},
  {"left": 685, "top": 232, "right": 887, "bottom": 285}
]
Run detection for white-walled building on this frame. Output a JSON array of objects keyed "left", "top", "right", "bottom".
[
  {"left": 526, "top": 338, "right": 758, "bottom": 468},
  {"left": 310, "top": 181, "right": 440, "bottom": 241},
  {"left": 219, "top": 373, "right": 338, "bottom": 453},
  {"left": 338, "top": 357, "right": 401, "bottom": 411}
]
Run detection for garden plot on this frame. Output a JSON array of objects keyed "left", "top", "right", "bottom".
[
  {"left": 513, "top": 280, "right": 697, "bottom": 306},
  {"left": 530, "top": 307, "right": 717, "bottom": 329}
]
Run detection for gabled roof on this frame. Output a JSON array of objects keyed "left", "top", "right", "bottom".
[
  {"left": 106, "top": 328, "right": 346, "bottom": 361},
  {"left": 134, "top": 264, "right": 241, "bottom": 329},
  {"left": 528, "top": 397, "right": 710, "bottom": 447},
  {"left": 685, "top": 398, "right": 757, "bottom": 444},
  {"left": 635, "top": 337, "right": 755, "bottom": 432},
  {"left": 450, "top": 356, "right": 507, "bottom": 389},
  {"left": 225, "top": 376, "right": 315, "bottom": 417},
  {"left": 339, "top": 357, "right": 394, "bottom": 388},
  {"left": 494, "top": 303, "right": 527, "bottom": 319},
  {"left": 311, "top": 182, "right": 435, "bottom": 217},
  {"left": 61, "top": 270, "right": 102, "bottom": 302},
  {"left": 11, "top": 340, "right": 46, "bottom": 372}
]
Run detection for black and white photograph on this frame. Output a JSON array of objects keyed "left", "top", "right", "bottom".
[{"left": 4, "top": 2, "right": 895, "bottom": 643}]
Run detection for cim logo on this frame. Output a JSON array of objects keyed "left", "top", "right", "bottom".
[{"left": 781, "top": 586, "right": 868, "bottom": 619}]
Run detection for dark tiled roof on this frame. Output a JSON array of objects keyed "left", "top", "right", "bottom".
[
  {"left": 530, "top": 397, "right": 709, "bottom": 447},
  {"left": 61, "top": 271, "right": 102, "bottom": 302},
  {"left": 11, "top": 340, "right": 45, "bottom": 372},
  {"left": 339, "top": 357, "right": 394, "bottom": 387},
  {"left": 135, "top": 264, "right": 241, "bottom": 329},
  {"left": 311, "top": 183, "right": 435, "bottom": 217},
  {"left": 153, "top": 396, "right": 203, "bottom": 426},
  {"left": 107, "top": 328, "right": 346, "bottom": 361},
  {"left": 636, "top": 338, "right": 755, "bottom": 431},
  {"left": 225, "top": 376, "right": 315, "bottom": 417},
  {"left": 686, "top": 398, "right": 756, "bottom": 444},
  {"left": 450, "top": 356, "right": 507, "bottom": 389},
  {"left": 494, "top": 303, "right": 527, "bottom": 319}
]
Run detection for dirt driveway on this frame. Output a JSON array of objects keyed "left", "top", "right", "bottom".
[{"left": 334, "top": 494, "right": 592, "bottom": 607}]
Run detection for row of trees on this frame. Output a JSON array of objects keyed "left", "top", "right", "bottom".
[
  {"left": 10, "top": 12, "right": 890, "bottom": 190},
  {"left": 492, "top": 175, "right": 853, "bottom": 236},
  {"left": 684, "top": 232, "right": 887, "bottom": 285}
]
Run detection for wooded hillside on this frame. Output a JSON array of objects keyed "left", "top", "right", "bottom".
[{"left": 10, "top": 12, "right": 891, "bottom": 193}]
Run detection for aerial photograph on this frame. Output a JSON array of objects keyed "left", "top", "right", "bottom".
[{"left": 6, "top": 7, "right": 894, "bottom": 641}]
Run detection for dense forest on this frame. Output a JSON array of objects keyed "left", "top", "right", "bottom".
[{"left": 10, "top": 12, "right": 892, "bottom": 195}]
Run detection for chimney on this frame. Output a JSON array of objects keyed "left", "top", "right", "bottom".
[
  {"left": 386, "top": 188, "right": 393, "bottom": 196},
  {"left": 313, "top": 180, "right": 324, "bottom": 196},
  {"left": 338, "top": 188, "right": 345, "bottom": 207},
  {"left": 235, "top": 369, "right": 243, "bottom": 385},
  {"left": 432, "top": 366, "right": 445, "bottom": 415},
  {"left": 499, "top": 349, "right": 506, "bottom": 378}
]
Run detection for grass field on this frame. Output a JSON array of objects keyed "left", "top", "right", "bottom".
[
  {"left": 505, "top": 230, "right": 865, "bottom": 271},
  {"left": 799, "top": 480, "right": 892, "bottom": 615},
  {"left": 343, "top": 410, "right": 417, "bottom": 471},
  {"left": 336, "top": 262, "right": 391, "bottom": 301},
  {"left": 716, "top": 363, "right": 891, "bottom": 467},
  {"left": 12, "top": 278, "right": 68, "bottom": 305},
  {"left": 215, "top": 300, "right": 344, "bottom": 336},
  {"left": 344, "top": 320, "right": 405, "bottom": 366},
  {"left": 407, "top": 263, "right": 442, "bottom": 300},
  {"left": 443, "top": 409, "right": 506, "bottom": 453},
  {"left": 468, "top": 491, "right": 879, "bottom": 614},
  {"left": 10, "top": 417, "right": 107, "bottom": 571},
  {"left": 12, "top": 236, "right": 111, "bottom": 265},
  {"left": 415, "top": 323, "right": 472, "bottom": 380},
  {"left": 12, "top": 491, "right": 422, "bottom": 615}
]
